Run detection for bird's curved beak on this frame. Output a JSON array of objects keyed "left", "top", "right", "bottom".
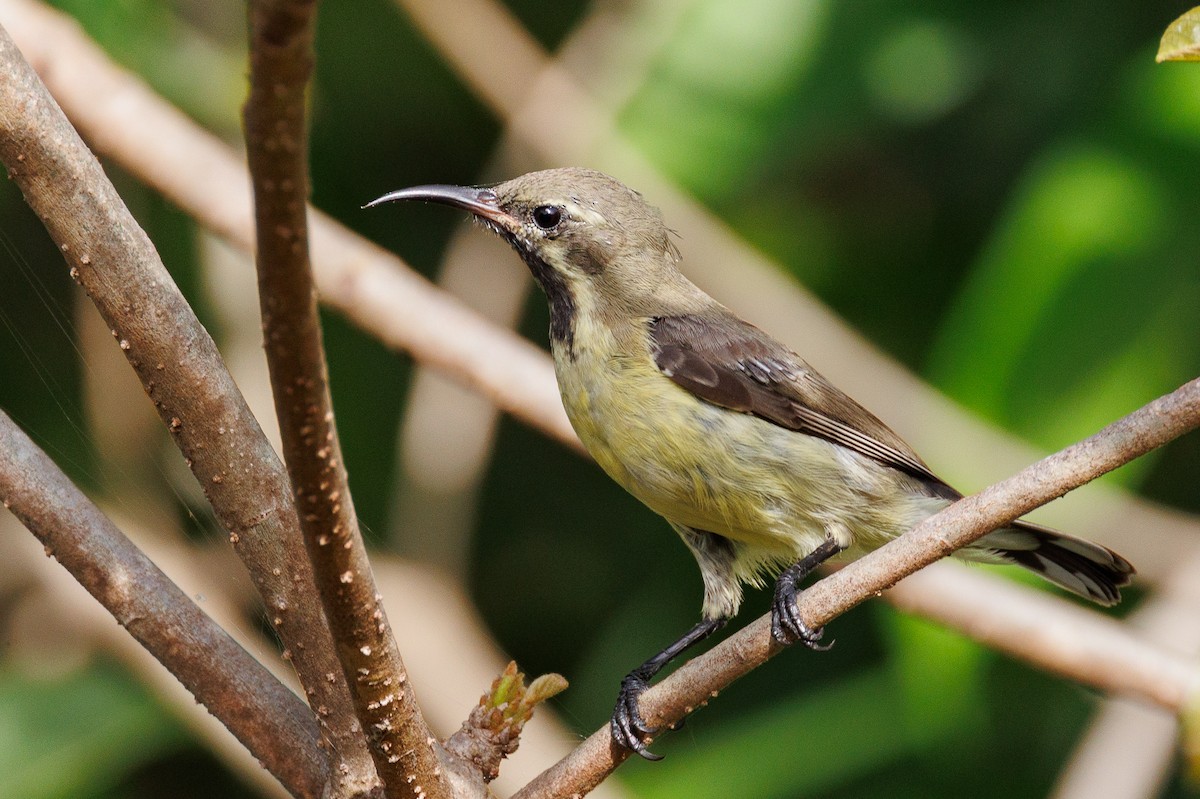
[{"left": 363, "top": 184, "right": 516, "bottom": 230}]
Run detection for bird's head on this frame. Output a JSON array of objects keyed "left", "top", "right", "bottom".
[{"left": 367, "top": 168, "right": 696, "bottom": 347}]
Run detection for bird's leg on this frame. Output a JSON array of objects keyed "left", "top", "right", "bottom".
[
  {"left": 771, "top": 537, "right": 845, "bottom": 647},
  {"left": 612, "top": 616, "right": 728, "bottom": 760}
]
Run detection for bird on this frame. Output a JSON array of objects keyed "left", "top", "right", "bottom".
[{"left": 366, "top": 167, "right": 1135, "bottom": 760}]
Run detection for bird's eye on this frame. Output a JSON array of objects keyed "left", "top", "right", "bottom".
[{"left": 532, "top": 205, "right": 562, "bottom": 230}]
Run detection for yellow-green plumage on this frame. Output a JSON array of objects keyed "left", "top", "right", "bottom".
[{"left": 554, "top": 303, "right": 949, "bottom": 619}]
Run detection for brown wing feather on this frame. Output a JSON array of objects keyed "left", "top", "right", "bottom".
[{"left": 650, "top": 314, "right": 952, "bottom": 490}]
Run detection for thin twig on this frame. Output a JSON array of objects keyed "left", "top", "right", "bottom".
[
  {"left": 242, "top": 2, "right": 450, "bottom": 796},
  {"left": 0, "top": 19, "right": 379, "bottom": 795},
  {"left": 513, "top": 378, "right": 1200, "bottom": 798},
  {"left": 0, "top": 411, "right": 328, "bottom": 798}
]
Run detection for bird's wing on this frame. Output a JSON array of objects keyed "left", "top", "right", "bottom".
[{"left": 649, "top": 314, "right": 952, "bottom": 489}]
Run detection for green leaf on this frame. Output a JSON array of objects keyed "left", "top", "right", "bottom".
[
  {"left": 924, "top": 145, "right": 1193, "bottom": 479},
  {"left": 625, "top": 656, "right": 980, "bottom": 799},
  {"left": 618, "top": 0, "right": 830, "bottom": 196},
  {"left": 1157, "top": 7, "right": 1200, "bottom": 62},
  {"left": 880, "top": 606, "right": 986, "bottom": 739},
  {"left": 0, "top": 661, "right": 184, "bottom": 799}
]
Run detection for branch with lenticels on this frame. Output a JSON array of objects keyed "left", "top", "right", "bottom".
[{"left": 242, "top": 1, "right": 450, "bottom": 796}]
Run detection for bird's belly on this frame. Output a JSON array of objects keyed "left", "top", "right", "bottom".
[{"left": 557, "top": 355, "right": 924, "bottom": 557}]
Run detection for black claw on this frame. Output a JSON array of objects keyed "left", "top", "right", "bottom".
[
  {"left": 609, "top": 617, "right": 726, "bottom": 760},
  {"left": 611, "top": 673, "right": 663, "bottom": 760},
  {"left": 769, "top": 538, "right": 844, "bottom": 649},
  {"left": 771, "top": 604, "right": 833, "bottom": 649},
  {"left": 771, "top": 575, "right": 834, "bottom": 650}
]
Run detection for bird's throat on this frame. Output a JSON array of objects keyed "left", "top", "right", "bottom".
[{"left": 522, "top": 251, "right": 577, "bottom": 355}]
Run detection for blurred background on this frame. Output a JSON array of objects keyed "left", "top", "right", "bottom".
[{"left": 1, "top": 0, "right": 1199, "bottom": 797}]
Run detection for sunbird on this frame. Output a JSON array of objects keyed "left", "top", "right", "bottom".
[{"left": 368, "top": 168, "right": 1134, "bottom": 759}]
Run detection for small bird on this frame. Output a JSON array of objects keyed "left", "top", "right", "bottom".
[{"left": 367, "top": 168, "right": 1134, "bottom": 759}]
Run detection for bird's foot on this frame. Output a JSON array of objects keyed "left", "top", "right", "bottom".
[
  {"left": 771, "top": 574, "right": 833, "bottom": 650},
  {"left": 611, "top": 672, "right": 664, "bottom": 761}
]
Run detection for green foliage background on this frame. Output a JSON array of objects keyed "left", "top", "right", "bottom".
[{"left": 0, "top": 1, "right": 1198, "bottom": 797}]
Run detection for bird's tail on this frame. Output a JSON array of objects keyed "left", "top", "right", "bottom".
[{"left": 979, "top": 520, "right": 1135, "bottom": 606}]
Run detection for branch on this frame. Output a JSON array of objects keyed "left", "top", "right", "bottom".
[
  {"left": 514, "top": 378, "right": 1200, "bottom": 798},
  {"left": 243, "top": 2, "right": 449, "bottom": 796},
  {"left": 0, "top": 411, "right": 328, "bottom": 798},
  {"left": 0, "top": 19, "right": 380, "bottom": 794}
]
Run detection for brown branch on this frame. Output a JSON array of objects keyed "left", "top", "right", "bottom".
[
  {"left": 514, "top": 378, "right": 1200, "bottom": 798},
  {"left": 242, "top": 2, "right": 450, "bottom": 797},
  {"left": 238, "top": 3, "right": 451, "bottom": 791},
  {"left": 0, "top": 19, "right": 380, "bottom": 796},
  {"left": 0, "top": 411, "right": 328, "bottom": 798}
]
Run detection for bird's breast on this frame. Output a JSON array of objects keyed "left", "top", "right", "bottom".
[
  {"left": 550, "top": 320, "right": 946, "bottom": 568},
  {"left": 554, "top": 330, "right": 845, "bottom": 548}
]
